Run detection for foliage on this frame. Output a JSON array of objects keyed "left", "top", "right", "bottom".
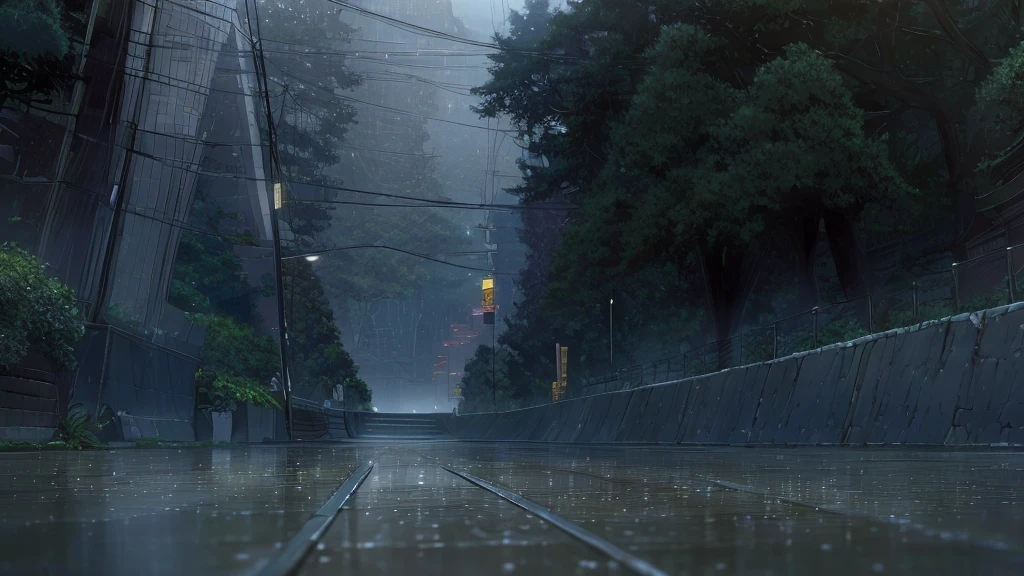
[
  {"left": 284, "top": 258, "right": 368, "bottom": 401},
  {"left": 458, "top": 344, "right": 535, "bottom": 414},
  {"left": 169, "top": 194, "right": 264, "bottom": 324},
  {"left": 54, "top": 403, "right": 105, "bottom": 449},
  {"left": 0, "top": 243, "right": 84, "bottom": 370},
  {"left": 343, "top": 376, "right": 372, "bottom": 411},
  {"left": 0, "top": 0, "right": 77, "bottom": 110},
  {"left": 257, "top": 0, "right": 362, "bottom": 246},
  {"left": 197, "top": 371, "right": 280, "bottom": 413},
  {"left": 465, "top": 0, "right": 1024, "bottom": 389},
  {"left": 195, "top": 316, "right": 281, "bottom": 412}
]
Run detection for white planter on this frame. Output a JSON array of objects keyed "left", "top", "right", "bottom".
[{"left": 211, "top": 411, "right": 232, "bottom": 442}]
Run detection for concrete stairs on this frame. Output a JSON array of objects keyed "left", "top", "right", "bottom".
[{"left": 349, "top": 412, "right": 449, "bottom": 439}]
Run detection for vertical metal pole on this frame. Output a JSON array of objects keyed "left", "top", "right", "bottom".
[
  {"left": 952, "top": 263, "right": 961, "bottom": 312},
  {"left": 492, "top": 323, "right": 496, "bottom": 411},
  {"left": 867, "top": 294, "right": 873, "bottom": 334},
  {"left": 609, "top": 297, "right": 614, "bottom": 369},
  {"left": 812, "top": 307, "right": 819, "bottom": 348},
  {"left": 1007, "top": 247, "right": 1017, "bottom": 304},
  {"left": 912, "top": 281, "right": 919, "bottom": 320}
]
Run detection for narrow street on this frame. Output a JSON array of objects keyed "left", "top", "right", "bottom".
[{"left": 2, "top": 443, "right": 1022, "bottom": 575}]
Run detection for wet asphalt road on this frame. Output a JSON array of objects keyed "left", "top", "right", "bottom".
[{"left": 1, "top": 442, "right": 1022, "bottom": 575}]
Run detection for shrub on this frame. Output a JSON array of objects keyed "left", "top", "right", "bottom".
[
  {"left": 54, "top": 403, "right": 106, "bottom": 450},
  {"left": 0, "top": 243, "right": 84, "bottom": 370},
  {"left": 194, "top": 315, "right": 281, "bottom": 412},
  {"left": 343, "top": 376, "right": 373, "bottom": 411}
]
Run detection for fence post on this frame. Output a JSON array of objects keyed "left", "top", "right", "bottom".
[
  {"left": 772, "top": 323, "right": 778, "bottom": 360},
  {"left": 867, "top": 294, "right": 873, "bottom": 334},
  {"left": 912, "top": 281, "right": 919, "bottom": 320},
  {"left": 952, "top": 263, "right": 961, "bottom": 312},
  {"left": 1008, "top": 247, "right": 1017, "bottom": 304},
  {"left": 812, "top": 307, "right": 819, "bottom": 348}
]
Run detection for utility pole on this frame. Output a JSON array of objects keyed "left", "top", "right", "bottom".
[
  {"left": 609, "top": 296, "right": 614, "bottom": 368},
  {"left": 492, "top": 320, "right": 496, "bottom": 411},
  {"left": 246, "top": 0, "right": 293, "bottom": 439}
]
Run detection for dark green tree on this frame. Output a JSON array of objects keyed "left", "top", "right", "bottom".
[
  {"left": 552, "top": 27, "right": 914, "bottom": 360},
  {"left": 0, "top": 0, "right": 76, "bottom": 111},
  {"left": 283, "top": 257, "right": 370, "bottom": 408}
]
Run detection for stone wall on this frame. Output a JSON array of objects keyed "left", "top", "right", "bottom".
[
  {"left": 0, "top": 357, "right": 58, "bottom": 443},
  {"left": 448, "top": 303, "right": 1024, "bottom": 446}
]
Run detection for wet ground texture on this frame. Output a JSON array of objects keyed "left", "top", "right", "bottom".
[{"left": 1, "top": 443, "right": 1022, "bottom": 575}]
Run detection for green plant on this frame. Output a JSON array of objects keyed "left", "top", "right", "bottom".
[
  {"left": 342, "top": 377, "right": 372, "bottom": 411},
  {"left": 0, "top": 243, "right": 84, "bottom": 370},
  {"left": 196, "top": 368, "right": 280, "bottom": 414},
  {"left": 54, "top": 403, "right": 105, "bottom": 450}
]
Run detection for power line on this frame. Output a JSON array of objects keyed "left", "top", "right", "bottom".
[
  {"left": 264, "top": 61, "right": 514, "bottom": 133},
  {"left": 325, "top": 0, "right": 628, "bottom": 63},
  {"left": 282, "top": 178, "right": 577, "bottom": 211},
  {"left": 283, "top": 245, "right": 516, "bottom": 275}
]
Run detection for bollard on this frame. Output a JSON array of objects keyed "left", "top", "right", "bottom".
[
  {"left": 952, "top": 263, "right": 961, "bottom": 312},
  {"left": 1008, "top": 247, "right": 1017, "bottom": 304},
  {"left": 867, "top": 294, "right": 873, "bottom": 334},
  {"left": 812, "top": 307, "right": 819, "bottom": 348},
  {"left": 912, "top": 281, "right": 919, "bottom": 320}
]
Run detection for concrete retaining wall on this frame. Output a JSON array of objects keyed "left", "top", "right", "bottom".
[
  {"left": 0, "top": 368, "right": 58, "bottom": 442},
  {"left": 450, "top": 303, "right": 1024, "bottom": 446}
]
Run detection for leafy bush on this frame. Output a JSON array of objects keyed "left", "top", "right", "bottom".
[
  {"left": 343, "top": 377, "right": 372, "bottom": 411},
  {"left": 195, "top": 315, "right": 281, "bottom": 413},
  {"left": 196, "top": 370, "right": 280, "bottom": 413},
  {"left": 54, "top": 403, "right": 105, "bottom": 450},
  {"left": 0, "top": 243, "right": 84, "bottom": 370}
]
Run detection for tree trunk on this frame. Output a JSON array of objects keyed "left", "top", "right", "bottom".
[
  {"left": 786, "top": 212, "right": 822, "bottom": 310},
  {"left": 822, "top": 210, "right": 868, "bottom": 299},
  {"left": 698, "top": 242, "right": 762, "bottom": 370},
  {"left": 822, "top": 209, "right": 873, "bottom": 329}
]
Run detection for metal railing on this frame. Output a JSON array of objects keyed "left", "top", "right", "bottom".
[
  {"left": 579, "top": 244, "right": 1024, "bottom": 398},
  {"left": 290, "top": 395, "right": 348, "bottom": 440}
]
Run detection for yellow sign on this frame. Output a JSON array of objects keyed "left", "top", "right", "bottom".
[
  {"left": 273, "top": 182, "right": 283, "bottom": 209},
  {"left": 453, "top": 385, "right": 463, "bottom": 398},
  {"left": 482, "top": 277, "right": 494, "bottom": 308},
  {"left": 552, "top": 380, "right": 566, "bottom": 402}
]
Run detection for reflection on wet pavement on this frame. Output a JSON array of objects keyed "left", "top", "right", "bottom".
[
  {"left": 0, "top": 445, "right": 370, "bottom": 575},
  {"left": 1, "top": 442, "right": 1022, "bottom": 575},
  {"left": 415, "top": 444, "right": 1024, "bottom": 575},
  {"left": 300, "top": 448, "right": 614, "bottom": 575}
]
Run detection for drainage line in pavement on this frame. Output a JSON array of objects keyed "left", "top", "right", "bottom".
[
  {"left": 257, "top": 461, "right": 374, "bottom": 576},
  {"left": 708, "top": 478, "right": 1013, "bottom": 552},
  {"left": 442, "top": 466, "right": 669, "bottom": 576}
]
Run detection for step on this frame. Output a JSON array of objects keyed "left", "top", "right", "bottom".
[
  {"left": 0, "top": 426, "right": 56, "bottom": 442},
  {"left": 362, "top": 425, "right": 445, "bottom": 434}
]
